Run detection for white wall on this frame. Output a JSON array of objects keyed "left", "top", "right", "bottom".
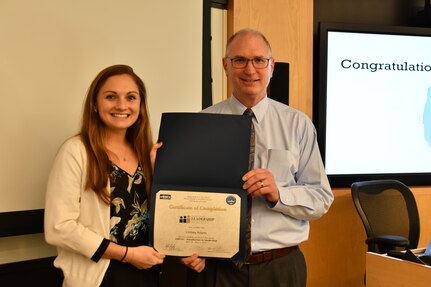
[{"left": 0, "top": 0, "right": 202, "bottom": 212}]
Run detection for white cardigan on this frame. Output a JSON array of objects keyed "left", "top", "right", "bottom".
[{"left": 44, "top": 136, "right": 111, "bottom": 287}]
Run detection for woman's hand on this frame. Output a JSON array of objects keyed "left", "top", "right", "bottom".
[
  {"left": 125, "top": 246, "right": 165, "bottom": 269},
  {"left": 180, "top": 253, "right": 206, "bottom": 273},
  {"left": 150, "top": 142, "right": 163, "bottom": 172}
]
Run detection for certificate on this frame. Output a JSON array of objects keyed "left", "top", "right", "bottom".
[
  {"left": 153, "top": 190, "right": 241, "bottom": 258},
  {"left": 149, "top": 113, "right": 252, "bottom": 261}
]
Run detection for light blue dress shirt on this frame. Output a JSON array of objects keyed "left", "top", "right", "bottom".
[{"left": 202, "top": 96, "right": 334, "bottom": 252}]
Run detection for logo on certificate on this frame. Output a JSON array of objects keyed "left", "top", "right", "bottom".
[
  {"left": 226, "top": 196, "right": 236, "bottom": 205},
  {"left": 159, "top": 194, "right": 171, "bottom": 200},
  {"left": 179, "top": 215, "right": 191, "bottom": 223}
]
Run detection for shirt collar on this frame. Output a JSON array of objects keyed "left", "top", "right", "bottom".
[{"left": 228, "top": 95, "right": 268, "bottom": 123}]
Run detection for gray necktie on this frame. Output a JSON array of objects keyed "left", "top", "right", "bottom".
[{"left": 242, "top": 108, "right": 255, "bottom": 264}]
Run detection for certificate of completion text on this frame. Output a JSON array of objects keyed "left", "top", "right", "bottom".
[{"left": 153, "top": 190, "right": 241, "bottom": 258}]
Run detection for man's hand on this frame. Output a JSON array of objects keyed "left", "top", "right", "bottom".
[
  {"left": 180, "top": 253, "right": 206, "bottom": 273},
  {"left": 242, "top": 168, "right": 279, "bottom": 203}
]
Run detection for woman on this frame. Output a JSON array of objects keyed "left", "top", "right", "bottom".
[{"left": 44, "top": 64, "right": 165, "bottom": 287}]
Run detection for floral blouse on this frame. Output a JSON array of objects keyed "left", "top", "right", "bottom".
[{"left": 109, "top": 164, "right": 150, "bottom": 246}]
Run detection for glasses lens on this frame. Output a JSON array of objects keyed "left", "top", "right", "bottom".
[
  {"left": 232, "top": 57, "right": 247, "bottom": 68},
  {"left": 253, "top": 58, "right": 268, "bottom": 68}
]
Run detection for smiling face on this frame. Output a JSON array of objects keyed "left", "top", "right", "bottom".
[
  {"left": 223, "top": 31, "right": 274, "bottom": 107},
  {"left": 96, "top": 74, "right": 141, "bottom": 134}
]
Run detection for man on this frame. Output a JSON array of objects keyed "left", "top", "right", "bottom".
[{"left": 181, "top": 28, "right": 333, "bottom": 287}]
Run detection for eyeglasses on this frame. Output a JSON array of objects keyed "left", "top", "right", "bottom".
[{"left": 227, "top": 56, "right": 271, "bottom": 69}]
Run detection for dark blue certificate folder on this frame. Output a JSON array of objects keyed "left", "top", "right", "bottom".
[{"left": 149, "top": 112, "right": 252, "bottom": 261}]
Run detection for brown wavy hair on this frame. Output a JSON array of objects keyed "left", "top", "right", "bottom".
[{"left": 80, "top": 64, "right": 153, "bottom": 204}]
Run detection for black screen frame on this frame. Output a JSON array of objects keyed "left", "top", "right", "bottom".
[{"left": 315, "top": 22, "right": 431, "bottom": 188}]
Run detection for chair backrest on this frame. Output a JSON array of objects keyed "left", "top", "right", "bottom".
[{"left": 351, "top": 179, "right": 420, "bottom": 253}]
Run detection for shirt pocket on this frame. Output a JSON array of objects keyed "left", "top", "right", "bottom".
[{"left": 267, "top": 149, "right": 298, "bottom": 184}]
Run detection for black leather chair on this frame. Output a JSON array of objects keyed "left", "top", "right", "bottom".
[{"left": 351, "top": 179, "right": 420, "bottom": 254}]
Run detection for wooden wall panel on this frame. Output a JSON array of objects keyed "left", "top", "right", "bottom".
[
  {"left": 301, "top": 189, "right": 367, "bottom": 287},
  {"left": 413, "top": 187, "right": 431, "bottom": 247}
]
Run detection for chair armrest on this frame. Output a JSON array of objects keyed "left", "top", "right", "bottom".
[{"left": 366, "top": 235, "right": 410, "bottom": 247}]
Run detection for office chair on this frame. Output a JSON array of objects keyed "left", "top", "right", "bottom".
[{"left": 351, "top": 179, "right": 420, "bottom": 254}]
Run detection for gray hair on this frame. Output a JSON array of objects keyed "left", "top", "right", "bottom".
[{"left": 225, "top": 28, "right": 272, "bottom": 57}]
